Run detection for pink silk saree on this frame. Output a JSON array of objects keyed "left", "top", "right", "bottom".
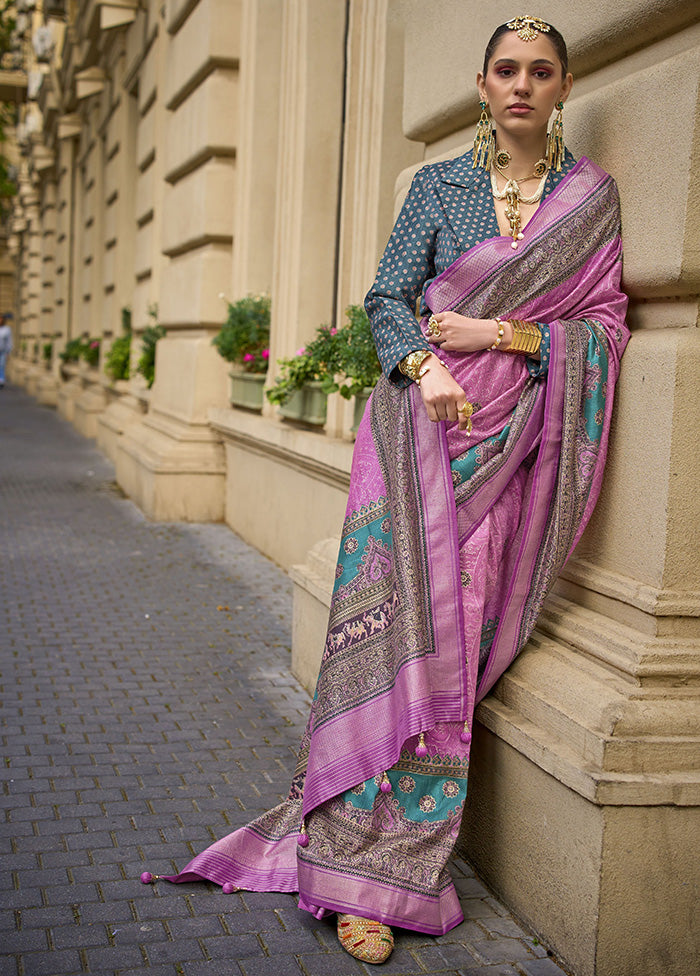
[{"left": 165, "top": 157, "right": 629, "bottom": 934}]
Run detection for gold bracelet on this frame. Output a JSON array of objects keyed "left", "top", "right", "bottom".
[
  {"left": 398, "top": 349, "right": 432, "bottom": 382},
  {"left": 416, "top": 356, "right": 450, "bottom": 385},
  {"left": 489, "top": 319, "right": 506, "bottom": 351},
  {"left": 504, "top": 319, "right": 541, "bottom": 356}
]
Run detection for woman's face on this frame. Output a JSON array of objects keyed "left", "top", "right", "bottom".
[{"left": 476, "top": 32, "right": 573, "bottom": 141}]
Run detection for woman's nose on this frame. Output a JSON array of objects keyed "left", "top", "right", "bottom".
[{"left": 514, "top": 72, "right": 531, "bottom": 94}]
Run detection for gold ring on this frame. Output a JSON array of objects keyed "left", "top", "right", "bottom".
[
  {"left": 427, "top": 314, "right": 442, "bottom": 338},
  {"left": 457, "top": 401, "right": 473, "bottom": 416}
]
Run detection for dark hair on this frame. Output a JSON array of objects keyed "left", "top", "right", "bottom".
[{"left": 482, "top": 21, "right": 568, "bottom": 76}]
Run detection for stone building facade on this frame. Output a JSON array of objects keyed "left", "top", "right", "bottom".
[{"left": 5, "top": 2, "right": 700, "bottom": 974}]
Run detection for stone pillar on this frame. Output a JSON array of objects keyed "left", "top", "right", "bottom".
[
  {"left": 265, "top": 0, "right": 347, "bottom": 376},
  {"left": 326, "top": 0, "right": 423, "bottom": 436},
  {"left": 230, "top": 0, "right": 282, "bottom": 300},
  {"left": 219, "top": 0, "right": 349, "bottom": 553},
  {"left": 54, "top": 127, "right": 81, "bottom": 422},
  {"left": 20, "top": 175, "right": 43, "bottom": 389},
  {"left": 96, "top": 48, "right": 145, "bottom": 462},
  {"left": 116, "top": 0, "right": 238, "bottom": 520},
  {"left": 290, "top": 0, "right": 425, "bottom": 677},
  {"left": 36, "top": 175, "right": 60, "bottom": 405},
  {"left": 73, "top": 98, "right": 109, "bottom": 439}
]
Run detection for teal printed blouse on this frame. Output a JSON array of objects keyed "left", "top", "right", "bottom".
[{"left": 365, "top": 147, "right": 577, "bottom": 386}]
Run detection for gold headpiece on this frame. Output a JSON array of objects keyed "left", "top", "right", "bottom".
[{"left": 506, "top": 16, "right": 551, "bottom": 41}]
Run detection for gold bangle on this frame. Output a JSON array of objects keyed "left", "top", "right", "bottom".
[
  {"left": 398, "top": 349, "right": 432, "bottom": 382},
  {"left": 489, "top": 319, "right": 506, "bottom": 351},
  {"left": 417, "top": 355, "right": 450, "bottom": 385},
  {"left": 504, "top": 319, "right": 541, "bottom": 356}
]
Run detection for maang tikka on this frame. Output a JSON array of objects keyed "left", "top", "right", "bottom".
[{"left": 472, "top": 100, "right": 494, "bottom": 170}]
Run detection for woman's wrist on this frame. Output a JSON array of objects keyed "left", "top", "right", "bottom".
[
  {"left": 416, "top": 352, "right": 450, "bottom": 385},
  {"left": 489, "top": 319, "right": 506, "bottom": 351},
  {"left": 398, "top": 349, "right": 432, "bottom": 381},
  {"left": 491, "top": 318, "right": 541, "bottom": 357},
  {"left": 503, "top": 319, "right": 542, "bottom": 356}
]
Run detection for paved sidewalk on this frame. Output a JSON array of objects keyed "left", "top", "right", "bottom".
[{"left": 0, "top": 384, "right": 568, "bottom": 976}]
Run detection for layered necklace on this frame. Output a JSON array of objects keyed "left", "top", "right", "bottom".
[{"left": 490, "top": 150, "right": 549, "bottom": 249}]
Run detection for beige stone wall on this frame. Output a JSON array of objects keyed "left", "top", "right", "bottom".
[{"left": 7, "top": 2, "right": 700, "bottom": 973}]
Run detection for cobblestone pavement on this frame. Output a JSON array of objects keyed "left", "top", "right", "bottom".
[{"left": 0, "top": 384, "right": 569, "bottom": 976}]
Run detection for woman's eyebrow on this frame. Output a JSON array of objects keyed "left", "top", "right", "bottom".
[{"left": 493, "top": 57, "right": 556, "bottom": 67}]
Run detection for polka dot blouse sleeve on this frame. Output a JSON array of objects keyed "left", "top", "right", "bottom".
[
  {"left": 527, "top": 324, "right": 551, "bottom": 378},
  {"left": 364, "top": 167, "right": 442, "bottom": 386}
]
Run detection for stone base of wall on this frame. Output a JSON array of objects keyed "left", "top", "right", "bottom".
[
  {"left": 290, "top": 544, "right": 700, "bottom": 976},
  {"left": 209, "top": 407, "right": 353, "bottom": 572},
  {"left": 25, "top": 365, "right": 46, "bottom": 398},
  {"left": 115, "top": 408, "right": 225, "bottom": 521},
  {"left": 290, "top": 537, "right": 338, "bottom": 693},
  {"left": 96, "top": 388, "right": 147, "bottom": 465},
  {"left": 7, "top": 359, "right": 29, "bottom": 386},
  {"left": 56, "top": 376, "right": 84, "bottom": 423},
  {"left": 462, "top": 721, "right": 700, "bottom": 976},
  {"left": 36, "top": 373, "right": 59, "bottom": 407},
  {"left": 73, "top": 383, "right": 109, "bottom": 440}
]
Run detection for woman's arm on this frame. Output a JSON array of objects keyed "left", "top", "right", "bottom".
[{"left": 364, "top": 168, "right": 440, "bottom": 386}]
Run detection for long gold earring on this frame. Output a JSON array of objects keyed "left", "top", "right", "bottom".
[
  {"left": 546, "top": 101, "right": 565, "bottom": 172},
  {"left": 473, "top": 100, "right": 494, "bottom": 170}
]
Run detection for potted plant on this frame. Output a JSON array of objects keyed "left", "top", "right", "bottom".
[
  {"left": 104, "top": 308, "right": 132, "bottom": 383},
  {"left": 266, "top": 323, "right": 344, "bottom": 426},
  {"left": 212, "top": 294, "right": 270, "bottom": 411},
  {"left": 80, "top": 337, "right": 101, "bottom": 369},
  {"left": 266, "top": 305, "right": 381, "bottom": 429},
  {"left": 135, "top": 305, "right": 165, "bottom": 389},
  {"left": 325, "top": 304, "right": 381, "bottom": 431},
  {"left": 59, "top": 336, "right": 85, "bottom": 378}
]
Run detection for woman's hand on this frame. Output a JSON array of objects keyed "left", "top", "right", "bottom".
[
  {"left": 416, "top": 354, "right": 473, "bottom": 431},
  {"left": 427, "top": 312, "right": 503, "bottom": 352}
]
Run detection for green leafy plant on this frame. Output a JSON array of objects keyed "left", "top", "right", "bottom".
[
  {"left": 105, "top": 307, "right": 132, "bottom": 381},
  {"left": 80, "top": 338, "right": 101, "bottom": 368},
  {"left": 0, "top": 4, "right": 17, "bottom": 221},
  {"left": 266, "top": 305, "right": 380, "bottom": 406},
  {"left": 105, "top": 335, "right": 131, "bottom": 381},
  {"left": 136, "top": 305, "right": 165, "bottom": 388},
  {"left": 329, "top": 304, "right": 381, "bottom": 399},
  {"left": 121, "top": 306, "right": 132, "bottom": 333},
  {"left": 59, "top": 337, "right": 83, "bottom": 363},
  {"left": 212, "top": 294, "right": 270, "bottom": 373},
  {"left": 266, "top": 323, "right": 344, "bottom": 406},
  {"left": 42, "top": 341, "right": 52, "bottom": 363}
]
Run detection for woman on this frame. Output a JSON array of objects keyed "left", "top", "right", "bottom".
[{"left": 157, "top": 16, "right": 628, "bottom": 965}]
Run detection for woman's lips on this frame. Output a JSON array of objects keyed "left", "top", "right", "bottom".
[{"left": 508, "top": 104, "right": 534, "bottom": 115}]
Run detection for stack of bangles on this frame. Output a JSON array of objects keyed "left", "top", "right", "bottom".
[
  {"left": 498, "top": 317, "right": 542, "bottom": 356},
  {"left": 400, "top": 317, "right": 542, "bottom": 379}
]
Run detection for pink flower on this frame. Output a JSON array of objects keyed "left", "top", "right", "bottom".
[
  {"left": 243, "top": 353, "right": 255, "bottom": 362},
  {"left": 330, "top": 327, "right": 337, "bottom": 335},
  {"left": 90, "top": 341, "right": 100, "bottom": 349},
  {"left": 296, "top": 347, "right": 306, "bottom": 356},
  {"left": 262, "top": 348, "right": 270, "bottom": 360}
]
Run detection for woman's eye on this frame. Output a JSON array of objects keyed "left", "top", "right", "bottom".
[{"left": 534, "top": 70, "right": 552, "bottom": 79}]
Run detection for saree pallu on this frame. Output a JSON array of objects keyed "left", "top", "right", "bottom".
[{"left": 166, "top": 158, "right": 629, "bottom": 934}]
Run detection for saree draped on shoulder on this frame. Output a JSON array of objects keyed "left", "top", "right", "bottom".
[{"left": 166, "top": 158, "right": 629, "bottom": 935}]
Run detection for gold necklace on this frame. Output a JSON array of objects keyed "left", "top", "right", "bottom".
[
  {"left": 490, "top": 166, "right": 549, "bottom": 249},
  {"left": 495, "top": 149, "right": 548, "bottom": 179}
]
